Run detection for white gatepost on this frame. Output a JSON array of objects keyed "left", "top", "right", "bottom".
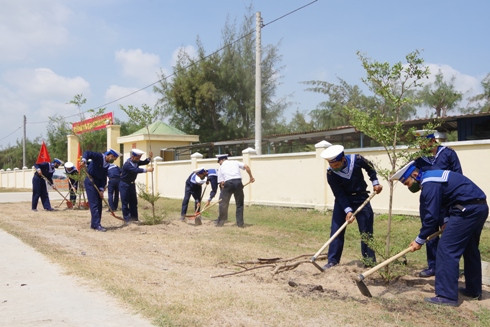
[{"left": 315, "top": 140, "right": 332, "bottom": 211}]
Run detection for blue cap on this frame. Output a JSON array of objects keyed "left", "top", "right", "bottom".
[
  {"left": 414, "top": 130, "right": 435, "bottom": 139},
  {"left": 131, "top": 149, "right": 145, "bottom": 157},
  {"left": 390, "top": 161, "right": 417, "bottom": 182},
  {"left": 53, "top": 158, "right": 64, "bottom": 165},
  {"left": 193, "top": 167, "right": 206, "bottom": 175},
  {"left": 104, "top": 149, "right": 120, "bottom": 158}
]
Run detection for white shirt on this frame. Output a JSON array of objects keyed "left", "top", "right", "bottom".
[{"left": 217, "top": 160, "right": 245, "bottom": 183}]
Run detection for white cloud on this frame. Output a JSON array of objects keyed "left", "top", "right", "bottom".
[
  {"left": 0, "top": 1, "right": 71, "bottom": 61},
  {"left": 104, "top": 85, "right": 160, "bottom": 120},
  {"left": 115, "top": 49, "right": 162, "bottom": 84},
  {"left": 4, "top": 68, "right": 90, "bottom": 100},
  {"left": 424, "top": 63, "right": 482, "bottom": 100}
]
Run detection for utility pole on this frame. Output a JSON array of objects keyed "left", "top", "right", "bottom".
[
  {"left": 23, "top": 115, "right": 26, "bottom": 167},
  {"left": 254, "top": 11, "right": 262, "bottom": 155}
]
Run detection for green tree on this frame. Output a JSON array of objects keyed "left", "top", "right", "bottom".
[
  {"left": 345, "top": 50, "right": 433, "bottom": 261},
  {"left": 303, "top": 78, "right": 415, "bottom": 131},
  {"left": 286, "top": 110, "right": 314, "bottom": 133},
  {"left": 120, "top": 103, "right": 162, "bottom": 222},
  {"left": 468, "top": 73, "right": 490, "bottom": 113},
  {"left": 0, "top": 138, "right": 41, "bottom": 169},
  {"left": 154, "top": 7, "right": 285, "bottom": 142},
  {"left": 67, "top": 94, "right": 107, "bottom": 153},
  {"left": 418, "top": 71, "right": 462, "bottom": 117}
]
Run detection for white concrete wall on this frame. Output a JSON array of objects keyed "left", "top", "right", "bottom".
[{"left": 3, "top": 139, "right": 490, "bottom": 218}]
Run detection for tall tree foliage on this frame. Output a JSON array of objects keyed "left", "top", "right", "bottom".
[
  {"left": 0, "top": 138, "right": 41, "bottom": 169},
  {"left": 345, "top": 50, "right": 432, "bottom": 258},
  {"left": 468, "top": 73, "right": 490, "bottom": 113},
  {"left": 154, "top": 8, "right": 285, "bottom": 142},
  {"left": 418, "top": 71, "right": 462, "bottom": 117}
]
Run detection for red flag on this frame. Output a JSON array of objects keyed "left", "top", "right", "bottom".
[
  {"left": 36, "top": 141, "right": 51, "bottom": 164},
  {"left": 76, "top": 143, "right": 82, "bottom": 171}
]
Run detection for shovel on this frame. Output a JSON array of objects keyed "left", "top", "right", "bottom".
[
  {"left": 356, "top": 229, "right": 443, "bottom": 297},
  {"left": 39, "top": 174, "right": 73, "bottom": 208},
  {"left": 310, "top": 192, "right": 377, "bottom": 272}
]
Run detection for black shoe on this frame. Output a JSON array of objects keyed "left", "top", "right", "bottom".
[
  {"left": 94, "top": 226, "right": 107, "bottom": 232},
  {"left": 459, "top": 288, "right": 482, "bottom": 301},
  {"left": 45, "top": 208, "right": 55, "bottom": 211},
  {"left": 322, "top": 262, "right": 338, "bottom": 270},
  {"left": 424, "top": 296, "right": 458, "bottom": 307},
  {"left": 418, "top": 267, "right": 435, "bottom": 277},
  {"left": 214, "top": 219, "right": 225, "bottom": 227}
]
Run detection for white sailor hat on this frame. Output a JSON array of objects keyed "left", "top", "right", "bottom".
[
  {"left": 320, "top": 145, "right": 345, "bottom": 162},
  {"left": 104, "top": 148, "right": 120, "bottom": 158},
  {"left": 390, "top": 160, "right": 416, "bottom": 182},
  {"left": 216, "top": 154, "right": 229, "bottom": 162},
  {"left": 64, "top": 161, "right": 74, "bottom": 169},
  {"left": 413, "top": 129, "right": 436, "bottom": 139},
  {"left": 130, "top": 149, "right": 145, "bottom": 157},
  {"left": 193, "top": 167, "right": 206, "bottom": 175}
]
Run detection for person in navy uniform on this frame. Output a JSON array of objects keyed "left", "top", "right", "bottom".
[
  {"left": 391, "top": 161, "right": 488, "bottom": 306},
  {"left": 80, "top": 149, "right": 120, "bottom": 232},
  {"left": 215, "top": 154, "right": 255, "bottom": 228},
  {"left": 204, "top": 168, "right": 219, "bottom": 207},
  {"left": 32, "top": 158, "right": 63, "bottom": 211},
  {"left": 107, "top": 163, "right": 121, "bottom": 211},
  {"left": 120, "top": 149, "right": 153, "bottom": 223},
  {"left": 320, "top": 145, "right": 383, "bottom": 270},
  {"left": 64, "top": 161, "right": 79, "bottom": 205},
  {"left": 413, "top": 130, "right": 463, "bottom": 278},
  {"left": 180, "top": 167, "right": 207, "bottom": 222}
]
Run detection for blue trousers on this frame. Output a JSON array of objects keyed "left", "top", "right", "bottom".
[
  {"left": 435, "top": 203, "right": 488, "bottom": 301},
  {"left": 32, "top": 174, "right": 52, "bottom": 210},
  {"left": 120, "top": 181, "right": 138, "bottom": 222},
  {"left": 107, "top": 179, "right": 120, "bottom": 210},
  {"left": 218, "top": 179, "right": 245, "bottom": 226},
  {"left": 84, "top": 178, "right": 103, "bottom": 229},
  {"left": 180, "top": 185, "right": 201, "bottom": 216},
  {"left": 327, "top": 197, "right": 376, "bottom": 264}
]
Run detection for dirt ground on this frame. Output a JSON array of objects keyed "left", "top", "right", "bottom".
[{"left": 1, "top": 201, "right": 489, "bottom": 327}]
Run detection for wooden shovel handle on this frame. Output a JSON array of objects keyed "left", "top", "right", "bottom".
[
  {"left": 359, "top": 229, "right": 443, "bottom": 280},
  {"left": 311, "top": 192, "right": 377, "bottom": 261}
]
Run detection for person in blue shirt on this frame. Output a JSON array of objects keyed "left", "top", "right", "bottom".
[
  {"left": 64, "top": 161, "right": 79, "bottom": 205},
  {"left": 80, "top": 149, "right": 120, "bottom": 232},
  {"left": 320, "top": 145, "right": 383, "bottom": 270},
  {"left": 107, "top": 163, "right": 121, "bottom": 211},
  {"left": 32, "top": 158, "right": 63, "bottom": 211},
  {"left": 413, "top": 130, "right": 463, "bottom": 278},
  {"left": 204, "top": 168, "right": 219, "bottom": 207},
  {"left": 180, "top": 167, "right": 207, "bottom": 222},
  {"left": 391, "top": 161, "right": 488, "bottom": 307},
  {"left": 119, "top": 149, "right": 153, "bottom": 223}
]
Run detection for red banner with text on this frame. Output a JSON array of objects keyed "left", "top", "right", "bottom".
[{"left": 72, "top": 112, "right": 114, "bottom": 135}]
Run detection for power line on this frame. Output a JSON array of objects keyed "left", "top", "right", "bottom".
[
  {"left": 0, "top": 125, "right": 22, "bottom": 143},
  {"left": 23, "top": 1, "right": 319, "bottom": 127}
]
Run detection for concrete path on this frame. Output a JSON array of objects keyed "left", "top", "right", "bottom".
[{"left": 0, "top": 193, "right": 155, "bottom": 327}]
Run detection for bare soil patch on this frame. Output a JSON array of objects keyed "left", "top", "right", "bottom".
[{"left": 1, "top": 200, "right": 489, "bottom": 327}]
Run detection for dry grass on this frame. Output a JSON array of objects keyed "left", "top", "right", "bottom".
[{"left": 1, "top": 198, "right": 489, "bottom": 327}]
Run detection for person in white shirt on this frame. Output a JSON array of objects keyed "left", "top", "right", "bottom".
[{"left": 215, "top": 154, "right": 255, "bottom": 227}]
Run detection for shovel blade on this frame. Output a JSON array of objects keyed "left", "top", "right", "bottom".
[
  {"left": 66, "top": 201, "right": 73, "bottom": 209},
  {"left": 355, "top": 275, "right": 372, "bottom": 298},
  {"left": 310, "top": 260, "right": 325, "bottom": 273}
]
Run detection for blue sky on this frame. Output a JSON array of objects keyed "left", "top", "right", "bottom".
[{"left": 1, "top": 0, "right": 489, "bottom": 149}]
